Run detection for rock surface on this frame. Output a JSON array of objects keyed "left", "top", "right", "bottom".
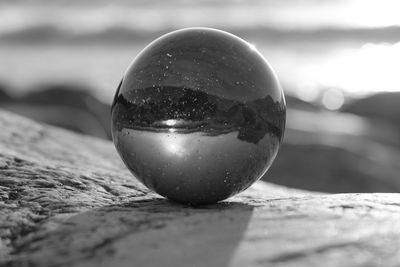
[{"left": 1, "top": 110, "right": 400, "bottom": 267}]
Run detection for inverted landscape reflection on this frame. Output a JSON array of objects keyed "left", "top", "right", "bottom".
[{"left": 113, "top": 86, "right": 284, "bottom": 144}]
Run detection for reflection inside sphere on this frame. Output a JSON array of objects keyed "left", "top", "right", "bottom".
[{"left": 113, "top": 86, "right": 284, "bottom": 144}]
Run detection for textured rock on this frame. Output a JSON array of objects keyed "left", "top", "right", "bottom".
[{"left": 0, "top": 110, "right": 400, "bottom": 267}]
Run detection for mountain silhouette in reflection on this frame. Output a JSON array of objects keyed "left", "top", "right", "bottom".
[{"left": 112, "top": 86, "right": 285, "bottom": 144}]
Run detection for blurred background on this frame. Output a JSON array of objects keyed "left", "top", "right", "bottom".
[{"left": 1, "top": 0, "right": 400, "bottom": 193}]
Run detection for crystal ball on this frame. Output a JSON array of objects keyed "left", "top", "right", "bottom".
[{"left": 111, "top": 28, "right": 286, "bottom": 205}]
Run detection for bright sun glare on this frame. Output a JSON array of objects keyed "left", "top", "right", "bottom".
[
  {"left": 300, "top": 42, "right": 400, "bottom": 110},
  {"left": 320, "top": 43, "right": 400, "bottom": 94}
]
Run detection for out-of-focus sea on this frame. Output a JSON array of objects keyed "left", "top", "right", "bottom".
[{"left": 1, "top": 0, "right": 400, "bottom": 107}]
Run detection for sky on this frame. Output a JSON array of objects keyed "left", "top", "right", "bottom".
[{"left": 2, "top": 0, "right": 400, "bottom": 32}]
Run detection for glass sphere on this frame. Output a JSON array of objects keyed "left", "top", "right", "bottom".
[{"left": 111, "top": 28, "right": 286, "bottom": 205}]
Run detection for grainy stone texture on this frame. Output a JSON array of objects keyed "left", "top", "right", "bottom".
[{"left": 0, "top": 110, "right": 400, "bottom": 267}]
